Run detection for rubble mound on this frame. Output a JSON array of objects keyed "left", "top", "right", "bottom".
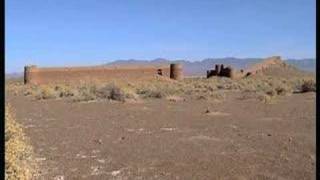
[{"left": 243, "top": 56, "right": 309, "bottom": 78}]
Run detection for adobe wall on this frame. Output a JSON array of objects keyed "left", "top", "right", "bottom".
[
  {"left": 24, "top": 65, "right": 178, "bottom": 85},
  {"left": 207, "top": 64, "right": 235, "bottom": 79}
]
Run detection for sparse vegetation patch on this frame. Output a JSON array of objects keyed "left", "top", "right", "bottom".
[
  {"left": 5, "top": 104, "right": 37, "bottom": 180},
  {"left": 7, "top": 72, "right": 315, "bottom": 104}
]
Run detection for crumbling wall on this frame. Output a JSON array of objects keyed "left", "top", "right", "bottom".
[
  {"left": 207, "top": 64, "right": 235, "bottom": 79},
  {"left": 24, "top": 64, "right": 183, "bottom": 85},
  {"left": 170, "top": 64, "right": 183, "bottom": 80}
]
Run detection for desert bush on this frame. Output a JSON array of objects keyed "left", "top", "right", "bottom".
[
  {"left": 166, "top": 95, "right": 185, "bottom": 102},
  {"left": 265, "top": 89, "right": 276, "bottom": 96},
  {"left": 209, "top": 91, "right": 226, "bottom": 101},
  {"left": 5, "top": 104, "right": 37, "bottom": 180},
  {"left": 54, "top": 84, "right": 76, "bottom": 98},
  {"left": 299, "top": 79, "right": 316, "bottom": 93},
  {"left": 22, "top": 82, "right": 138, "bottom": 102},
  {"left": 238, "top": 90, "right": 258, "bottom": 100},
  {"left": 122, "top": 87, "right": 139, "bottom": 99},
  {"left": 72, "top": 84, "right": 98, "bottom": 102},
  {"left": 274, "top": 86, "right": 291, "bottom": 96},
  {"left": 5, "top": 81, "right": 25, "bottom": 96},
  {"left": 201, "top": 77, "right": 238, "bottom": 90},
  {"left": 109, "top": 86, "right": 126, "bottom": 102},
  {"left": 96, "top": 84, "right": 114, "bottom": 99},
  {"left": 236, "top": 76, "right": 299, "bottom": 103},
  {"left": 135, "top": 80, "right": 182, "bottom": 98},
  {"left": 258, "top": 94, "right": 274, "bottom": 104},
  {"left": 35, "top": 85, "right": 58, "bottom": 100},
  {"left": 23, "top": 85, "right": 39, "bottom": 97},
  {"left": 97, "top": 83, "right": 132, "bottom": 102},
  {"left": 136, "top": 87, "right": 165, "bottom": 98},
  {"left": 75, "top": 83, "right": 137, "bottom": 102}
]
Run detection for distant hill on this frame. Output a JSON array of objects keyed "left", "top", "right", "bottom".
[
  {"left": 285, "top": 58, "right": 315, "bottom": 72},
  {"left": 105, "top": 57, "right": 315, "bottom": 76},
  {"left": 5, "top": 72, "right": 24, "bottom": 80}
]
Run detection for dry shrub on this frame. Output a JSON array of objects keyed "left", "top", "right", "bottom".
[
  {"left": 258, "top": 94, "right": 274, "bottom": 104},
  {"left": 22, "top": 82, "right": 137, "bottom": 102},
  {"left": 95, "top": 84, "right": 114, "bottom": 99},
  {"left": 109, "top": 86, "right": 126, "bottom": 102},
  {"left": 5, "top": 82, "right": 24, "bottom": 96},
  {"left": 209, "top": 91, "right": 226, "bottom": 101},
  {"left": 136, "top": 87, "right": 164, "bottom": 98},
  {"left": 72, "top": 83, "right": 98, "bottom": 102},
  {"left": 300, "top": 79, "right": 316, "bottom": 93},
  {"left": 166, "top": 95, "right": 185, "bottom": 102},
  {"left": 190, "top": 77, "right": 240, "bottom": 91},
  {"left": 73, "top": 83, "right": 135, "bottom": 102},
  {"left": 238, "top": 76, "right": 295, "bottom": 99},
  {"left": 136, "top": 80, "right": 182, "bottom": 98},
  {"left": 106, "top": 81, "right": 139, "bottom": 100},
  {"left": 35, "top": 85, "right": 58, "bottom": 100},
  {"left": 5, "top": 104, "right": 37, "bottom": 179},
  {"left": 121, "top": 87, "right": 139, "bottom": 100},
  {"left": 238, "top": 90, "right": 258, "bottom": 100},
  {"left": 275, "top": 86, "right": 291, "bottom": 96},
  {"left": 96, "top": 83, "right": 136, "bottom": 102},
  {"left": 238, "top": 76, "right": 299, "bottom": 103},
  {"left": 23, "top": 85, "right": 61, "bottom": 100},
  {"left": 54, "top": 84, "right": 76, "bottom": 97},
  {"left": 23, "top": 85, "right": 39, "bottom": 97}
]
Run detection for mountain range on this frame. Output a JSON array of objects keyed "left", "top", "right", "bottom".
[{"left": 105, "top": 57, "right": 315, "bottom": 76}]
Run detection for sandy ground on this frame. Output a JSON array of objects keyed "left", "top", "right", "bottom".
[{"left": 6, "top": 91, "right": 316, "bottom": 180}]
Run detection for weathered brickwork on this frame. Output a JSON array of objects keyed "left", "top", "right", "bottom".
[
  {"left": 170, "top": 64, "right": 183, "bottom": 80},
  {"left": 24, "top": 64, "right": 183, "bottom": 85},
  {"left": 207, "top": 64, "right": 235, "bottom": 79}
]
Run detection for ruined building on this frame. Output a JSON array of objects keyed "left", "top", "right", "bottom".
[
  {"left": 206, "top": 64, "right": 235, "bottom": 79},
  {"left": 24, "top": 63, "right": 183, "bottom": 85}
]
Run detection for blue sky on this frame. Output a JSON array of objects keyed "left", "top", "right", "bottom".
[{"left": 5, "top": 0, "right": 315, "bottom": 73}]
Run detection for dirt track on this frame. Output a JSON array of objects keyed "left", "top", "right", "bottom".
[{"left": 6, "top": 91, "right": 315, "bottom": 180}]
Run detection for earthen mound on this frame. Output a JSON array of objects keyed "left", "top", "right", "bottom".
[{"left": 243, "top": 56, "right": 311, "bottom": 78}]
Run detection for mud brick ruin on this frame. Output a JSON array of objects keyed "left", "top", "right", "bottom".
[
  {"left": 206, "top": 64, "right": 235, "bottom": 79},
  {"left": 206, "top": 56, "right": 286, "bottom": 79},
  {"left": 24, "top": 63, "right": 183, "bottom": 85},
  {"left": 170, "top": 64, "right": 183, "bottom": 80}
]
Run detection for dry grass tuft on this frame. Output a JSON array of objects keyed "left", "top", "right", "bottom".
[
  {"left": 135, "top": 79, "right": 182, "bottom": 99},
  {"left": 35, "top": 85, "right": 59, "bottom": 100},
  {"left": 166, "top": 95, "right": 185, "bottom": 102},
  {"left": 5, "top": 104, "right": 37, "bottom": 180}
]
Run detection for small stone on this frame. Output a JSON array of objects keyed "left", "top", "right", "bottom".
[
  {"left": 54, "top": 175, "right": 64, "bottom": 180},
  {"left": 198, "top": 96, "right": 207, "bottom": 100},
  {"left": 267, "top": 134, "right": 272, "bottom": 136},
  {"left": 111, "top": 170, "right": 121, "bottom": 176},
  {"left": 94, "top": 139, "right": 102, "bottom": 144}
]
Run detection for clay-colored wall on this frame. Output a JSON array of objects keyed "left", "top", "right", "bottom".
[
  {"left": 25, "top": 65, "right": 171, "bottom": 85},
  {"left": 207, "top": 64, "right": 236, "bottom": 79}
]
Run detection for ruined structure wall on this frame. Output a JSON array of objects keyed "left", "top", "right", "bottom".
[
  {"left": 207, "top": 64, "right": 235, "bottom": 79},
  {"left": 170, "top": 64, "right": 183, "bottom": 80},
  {"left": 25, "top": 66, "right": 171, "bottom": 85}
]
